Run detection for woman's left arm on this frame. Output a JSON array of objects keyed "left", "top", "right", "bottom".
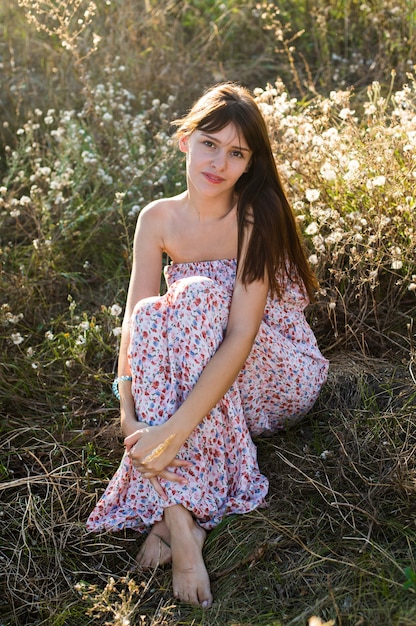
[
  {"left": 127, "top": 270, "right": 269, "bottom": 477},
  {"left": 170, "top": 274, "right": 269, "bottom": 426}
]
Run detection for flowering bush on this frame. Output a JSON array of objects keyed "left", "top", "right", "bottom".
[
  {"left": 1, "top": 0, "right": 415, "bottom": 426},
  {"left": 0, "top": 64, "right": 186, "bottom": 423},
  {"left": 2, "top": 73, "right": 416, "bottom": 406},
  {"left": 255, "top": 77, "right": 416, "bottom": 354},
  {"left": 1, "top": 4, "right": 416, "bottom": 626}
]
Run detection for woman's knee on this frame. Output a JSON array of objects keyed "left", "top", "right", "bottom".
[
  {"left": 171, "top": 276, "right": 228, "bottom": 306},
  {"left": 131, "top": 295, "right": 163, "bottom": 320}
]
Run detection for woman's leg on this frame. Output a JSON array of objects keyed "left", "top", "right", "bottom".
[
  {"left": 87, "top": 276, "right": 267, "bottom": 594},
  {"left": 136, "top": 506, "right": 212, "bottom": 607},
  {"left": 135, "top": 517, "right": 172, "bottom": 569},
  {"left": 164, "top": 504, "right": 213, "bottom": 608}
]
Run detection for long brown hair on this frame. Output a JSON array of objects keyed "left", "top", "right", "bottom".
[{"left": 172, "top": 83, "right": 318, "bottom": 300}]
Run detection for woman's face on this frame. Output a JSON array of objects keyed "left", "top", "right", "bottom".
[{"left": 180, "top": 122, "right": 252, "bottom": 197}]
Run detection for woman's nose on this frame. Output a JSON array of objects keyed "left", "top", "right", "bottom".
[{"left": 212, "top": 150, "right": 226, "bottom": 170}]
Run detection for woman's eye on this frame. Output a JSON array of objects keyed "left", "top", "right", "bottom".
[
  {"left": 204, "top": 140, "right": 215, "bottom": 148},
  {"left": 231, "top": 150, "right": 243, "bottom": 158}
]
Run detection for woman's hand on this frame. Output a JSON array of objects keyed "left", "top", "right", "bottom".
[{"left": 124, "top": 424, "right": 192, "bottom": 499}]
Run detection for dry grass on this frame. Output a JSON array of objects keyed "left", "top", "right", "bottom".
[
  {"left": 1, "top": 355, "right": 415, "bottom": 625},
  {"left": 1, "top": 2, "right": 416, "bottom": 624}
]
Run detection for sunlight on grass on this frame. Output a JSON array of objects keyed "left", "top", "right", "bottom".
[{"left": 1, "top": 1, "right": 416, "bottom": 624}]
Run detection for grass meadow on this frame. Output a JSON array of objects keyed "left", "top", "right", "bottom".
[{"left": 1, "top": 0, "right": 416, "bottom": 624}]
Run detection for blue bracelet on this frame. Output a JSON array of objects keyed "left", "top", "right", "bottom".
[{"left": 112, "top": 375, "right": 132, "bottom": 400}]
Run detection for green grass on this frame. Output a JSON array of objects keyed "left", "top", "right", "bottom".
[
  {"left": 1, "top": 1, "right": 416, "bottom": 624},
  {"left": 1, "top": 359, "right": 416, "bottom": 624}
]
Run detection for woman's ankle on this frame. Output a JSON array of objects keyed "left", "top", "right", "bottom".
[{"left": 164, "top": 503, "right": 194, "bottom": 529}]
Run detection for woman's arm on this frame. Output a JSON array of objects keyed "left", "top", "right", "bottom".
[
  {"left": 117, "top": 203, "right": 166, "bottom": 438},
  {"left": 170, "top": 274, "right": 268, "bottom": 433}
]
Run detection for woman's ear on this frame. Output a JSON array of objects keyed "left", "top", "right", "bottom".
[{"left": 179, "top": 135, "right": 189, "bottom": 153}]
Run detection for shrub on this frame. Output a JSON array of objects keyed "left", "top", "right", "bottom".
[
  {"left": 255, "top": 75, "right": 416, "bottom": 356},
  {"left": 1, "top": 3, "right": 416, "bottom": 625}
]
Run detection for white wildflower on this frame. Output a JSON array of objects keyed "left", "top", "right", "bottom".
[
  {"left": 128, "top": 205, "right": 141, "bottom": 218},
  {"left": 369, "top": 269, "right": 378, "bottom": 281},
  {"left": 305, "top": 189, "right": 320, "bottom": 202},
  {"left": 366, "top": 175, "right": 386, "bottom": 190},
  {"left": 364, "top": 103, "right": 377, "bottom": 116},
  {"left": 326, "top": 231, "right": 344, "bottom": 244},
  {"left": 110, "top": 304, "right": 122, "bottom": 317},
  {"left": 372, "top": 175, "right": 386, "bottom": 187},
  {"left": 320, "top": 450, "right": 333, "bottom": 460},
  {"left": 305, "top": 222, "right": 319, "bottom": 235},
  {"left": 11, "top": 332, "right": 24, "bottom": 345},
  {"left": 98, "top": 169, "right": 113, "bottom": 185},
  {"left": 339, "top": 108, "right": 355, "bottom": 119},
  {"left": 115, "top": 192, "right": 126, "bottom": 204},
  {"left": 312, "top": 234, "right": 325, "bottom": 253},
  {"left": 347, "top": 159, "right": 360, "bottom": 171},
  {"left": 6, "top": 312, "right": 23, "bottom": 324},
  {"left": 320, "top": 163, "right": 337, "bottom": 181}
]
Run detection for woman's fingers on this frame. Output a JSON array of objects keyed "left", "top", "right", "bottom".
[
  {"left": 131, "top": 456, "right": 192, "bottom": 476},
  {"left": 135, "top": 464, "right": 188, "bottom": 484},
  {"left": 127, "top": 435, "right": 191, "bottom": 473},
  {"left": 149, "top": 476, "right": 167, "bottom": 500},
  {"left": 148, "top": 470, "right": 188, "bottom": 501},
  {"left": 124, "top": 427, "right": 148, "bottom": 451},
  {"left": 170, "top": 458, "right": 193, "bottom": 468},
  {"left": 159, "top": 468, "right": 188, "bottom": 483}
]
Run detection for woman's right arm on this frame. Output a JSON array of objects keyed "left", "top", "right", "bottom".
[{"left": 116, "top": 203, "right": 166, "bottom": 438}]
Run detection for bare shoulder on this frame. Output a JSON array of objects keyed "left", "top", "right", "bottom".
[
  {"left": 139, "top": 193, "right": 186, "bottom": 225},
  {"left": 136, "top": 194, "right": 187, "bottom": 257}
]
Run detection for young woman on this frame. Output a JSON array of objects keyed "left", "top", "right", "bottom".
[{"left": 86, "top": 83, "right": 329, "bottom": 609}]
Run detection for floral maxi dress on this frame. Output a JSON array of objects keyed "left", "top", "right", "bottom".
[{"left": 86, "top": 259, "right": 328, "bottom": 532}]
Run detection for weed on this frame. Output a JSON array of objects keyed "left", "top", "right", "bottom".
[{"left": 1, "top": 3, "right": 416, "bottom": 626}]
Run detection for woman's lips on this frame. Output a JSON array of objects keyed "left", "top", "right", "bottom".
[{"left": 202, "top": 172, "right": 225, "bottom": 184}]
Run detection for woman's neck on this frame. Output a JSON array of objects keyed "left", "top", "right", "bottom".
[{"left": 184, "top": 188, "right": 236, "bottom": 222}]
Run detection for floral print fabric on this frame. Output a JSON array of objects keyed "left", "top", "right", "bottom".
[{"left": 86, "top": 259, "right": 328, "bottom": 533}]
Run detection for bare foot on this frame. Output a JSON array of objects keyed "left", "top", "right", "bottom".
[
  {"left": 165, "top": 505, "right": 213, "bottom": 608},
  {"left": 135, "top": 519, "right": 172, "bottom": 569}
]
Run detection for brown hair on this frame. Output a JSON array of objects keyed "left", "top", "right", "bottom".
[{"left": 172, "top": 82, "right": 318, "bottom": 300}]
